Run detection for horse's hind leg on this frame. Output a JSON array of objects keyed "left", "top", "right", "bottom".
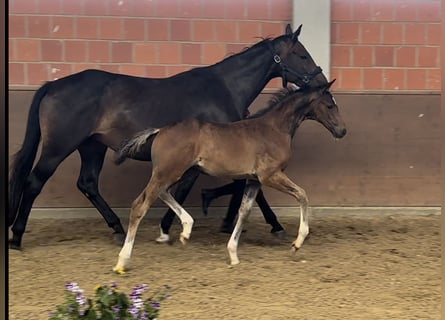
[
  {"left": 77, "top": 139, "right": 126, "bottom": 244},
  {"left": 159, "top": 191, "right": 194, "bottom": 244},
  {"left": 255, "top": 189, "right": 286, "bottom": 238},
  {"left": 227, "top": 180, "right": 260, "bottom": 265},
  {"left": 201, "top": 181, "right": 237, "bottom": 215},
  {"left": 157, "top": 168, "right": 200, "bottom": 243},
  {"left": 261, "top": 172, "right": 309, "bottom": 251},
  {"left": 10, "top": 150, "right": 71, "bottom": 249}
]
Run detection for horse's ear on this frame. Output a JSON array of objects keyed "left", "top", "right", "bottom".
[
  {"left": 290, "top": 24, "right": 302, "bottom": 43},
  {"left": 319, "top": 79, "right": 336, "bottom": 93},
  {"left": 285, "top": 23, "right": 293, "bottom": 35},
  {"left": 294, "top": 24, "right": 303, "bottom": 37},
  {"left": 326, "top": 79, "right": 336, "bottom": 90}
]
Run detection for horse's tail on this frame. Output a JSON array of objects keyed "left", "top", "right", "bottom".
[
  {"left": 9, "top": 82, "right": 50, "bottom": 226},
  {"left": 114, "top": 128, "right": 161, "bottom": 165}
]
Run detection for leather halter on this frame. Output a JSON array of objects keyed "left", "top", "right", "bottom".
[{"left": 268, "top": 41, "right": 323, "bottom": 88}]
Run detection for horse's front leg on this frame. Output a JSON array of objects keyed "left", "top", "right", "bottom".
[
  {"left": 159, "top": 191, "right": 194, "bottom": 244},
  {"left": 227, "top": 180, "right": 260, "bottom": 265}
]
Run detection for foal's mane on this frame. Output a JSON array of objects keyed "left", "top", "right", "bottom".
[{"left": 248, "top": 87, "right": 298, "bottom": 119}]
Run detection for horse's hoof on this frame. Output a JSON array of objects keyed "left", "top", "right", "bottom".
[
  {"left": 113, "top": 233, "right": 126, "bottom": 246},
  {"left": 8, "top": 239, "right": 22, "bottom": 250},
  {"left": 155, "top": 234, "right": 170, "bottom": 244},
  {"left": 291, "top": 243, "right": 300, "bottom": 253},
  {"left": 220, "top": 225, "right": 233, "bottom": 234},
  {"left": 220, "top": 224, "right": 247, "bottom": 234},
  {"left": 272, "top": 230, "right": 287, "bottom": 240}
]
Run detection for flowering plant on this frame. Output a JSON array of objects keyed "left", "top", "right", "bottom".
[{"left": 48, "top": 282, "right": 171, "bottom": 320}]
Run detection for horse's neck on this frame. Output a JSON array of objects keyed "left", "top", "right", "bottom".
[{"left": 213, "top": 43, "right": 277, "bottom": 110}]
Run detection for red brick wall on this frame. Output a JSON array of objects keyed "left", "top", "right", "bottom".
[
  {"left": 331, "top": 0, "right": 441, "bottom": 91},
  {"left": 8, "top": 0, "right": 441, "bottom": 91}
]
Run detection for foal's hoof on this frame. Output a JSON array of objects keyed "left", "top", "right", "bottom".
[
  {"left": 113, "top": 265, "right": 126, "bottom": 275},
  {"left": 291, "top": 243, "right": 300, "bottom": 253},
  {"left": 8, "top": 239, "right": 22, "bottom": 251},
  {"left": 113, "top": 233, "right": 126, "bottom": 246},
  {"left": 272, "top": 229, "right": 287, "bottom": 240},
  {"left": 179, "top": 234, "right": 189, "bottom": 245}
]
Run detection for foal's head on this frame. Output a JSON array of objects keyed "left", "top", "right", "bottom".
[{"left": 304, "top": 80, "right": 347, "bottom": 139}]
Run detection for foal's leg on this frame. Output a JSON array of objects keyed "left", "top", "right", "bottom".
[
  {"left": 113, "top": 181, "right": 161, "bottom": 274},
  {"left": 157, "top": 168, "right": 200, "bottom": 243},
  {"left": 77, "top": 139, "right": 126, "bottom": 244},
  {"left": 261, "top": 172, "right": 309, "bottom": 251},
  {"left": 227, "top": 180, "right": 260, "bottom": 265},
  {"left": 159, "top": 191, "right": 194, "bottom": 244},
  {"left": 221, "top": 179, "right": 246, "bottom": 233}
]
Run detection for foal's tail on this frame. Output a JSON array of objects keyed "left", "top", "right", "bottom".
[
  {"left": 114, "top": 128, "right": 161, "bottom": 165},
  {"left": 9, "top": 82, "right": 50, "bottom": 226}
]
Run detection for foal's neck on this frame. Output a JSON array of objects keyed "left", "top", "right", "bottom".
[{"left": 262, "top": 95, "right": 310, "bottom": 138}]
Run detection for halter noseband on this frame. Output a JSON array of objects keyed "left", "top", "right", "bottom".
[{"left": 268, "top": 41, "right": 323, "bottom": 88}]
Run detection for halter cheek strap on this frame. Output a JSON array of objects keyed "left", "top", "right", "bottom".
[{"left": 269, "top": 41, "right": 323, "bottom": 88}]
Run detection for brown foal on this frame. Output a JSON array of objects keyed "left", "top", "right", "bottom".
[{"left": 113, "top": 80, "right": 346, "bottom": 273}]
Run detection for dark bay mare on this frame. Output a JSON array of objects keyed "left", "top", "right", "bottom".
[
  {"left": 9, "top": 24, "right": 327, "bottom": 249},
  {"left": 112, "top": 80, "right": 346, "bottom": 273}
]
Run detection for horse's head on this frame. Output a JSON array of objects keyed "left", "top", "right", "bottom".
[
  {"left": 271, "top": 24, "right": 327, "bottom": 89},
  {"left": 305, "top": 80, "right": 347, "bottom": 139}
]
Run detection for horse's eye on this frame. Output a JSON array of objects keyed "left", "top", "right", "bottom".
[
  {"left": 300, "top": 55, "right": 308, "bottom": 59},
  {"left": 327, "top": 104, "right": 334, "bottom": 109}
]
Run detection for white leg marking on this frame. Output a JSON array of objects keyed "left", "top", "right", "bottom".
[
  {"left": 159, "top": 191, "right": 194, "bottom": 244},
  {"left": 227, "top": 182, "right": 260, "bottom": 265},
  {"left": 293, "top": 204, "right": 309, "bottom": 250},
  {"left": 155, "top": 225, "right": 170, "bottom": 243}
]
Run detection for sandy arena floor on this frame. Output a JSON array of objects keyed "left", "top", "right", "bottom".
[{"left": 9, "top": 208, "right": 441, "bottom": 319}]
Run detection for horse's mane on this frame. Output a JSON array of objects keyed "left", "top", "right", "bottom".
[{"left": 223, "top": 36, "right": 275, "bottom": 59}]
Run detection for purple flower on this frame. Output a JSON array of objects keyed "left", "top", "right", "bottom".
[
  {"left": 66, "top": 282, "right": 79, "bottom": 292},
  {"left": 151, "top": 301, "right": 161, "bottom": 309},
  {"left": 129, "top": 306, "right": 139, "bottom": 319},
  {"left": 140, "top": 310, "right": 149, "bottom": 320},
  {"left": 76, "top": 294, "right": 87, "bottom": 306},
  {"left": 131, "top": 284, "right": 148, "bottom": 297},
  {"left": 111, "top": 282, "right": 118, "bottom": 289},
  {"left": 112, "top": 305, "right": 121, "bottom": 314}
]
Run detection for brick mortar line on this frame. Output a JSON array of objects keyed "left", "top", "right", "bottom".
[{"left": 11, "top": 14, "right": 290, "bottom": 23}]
